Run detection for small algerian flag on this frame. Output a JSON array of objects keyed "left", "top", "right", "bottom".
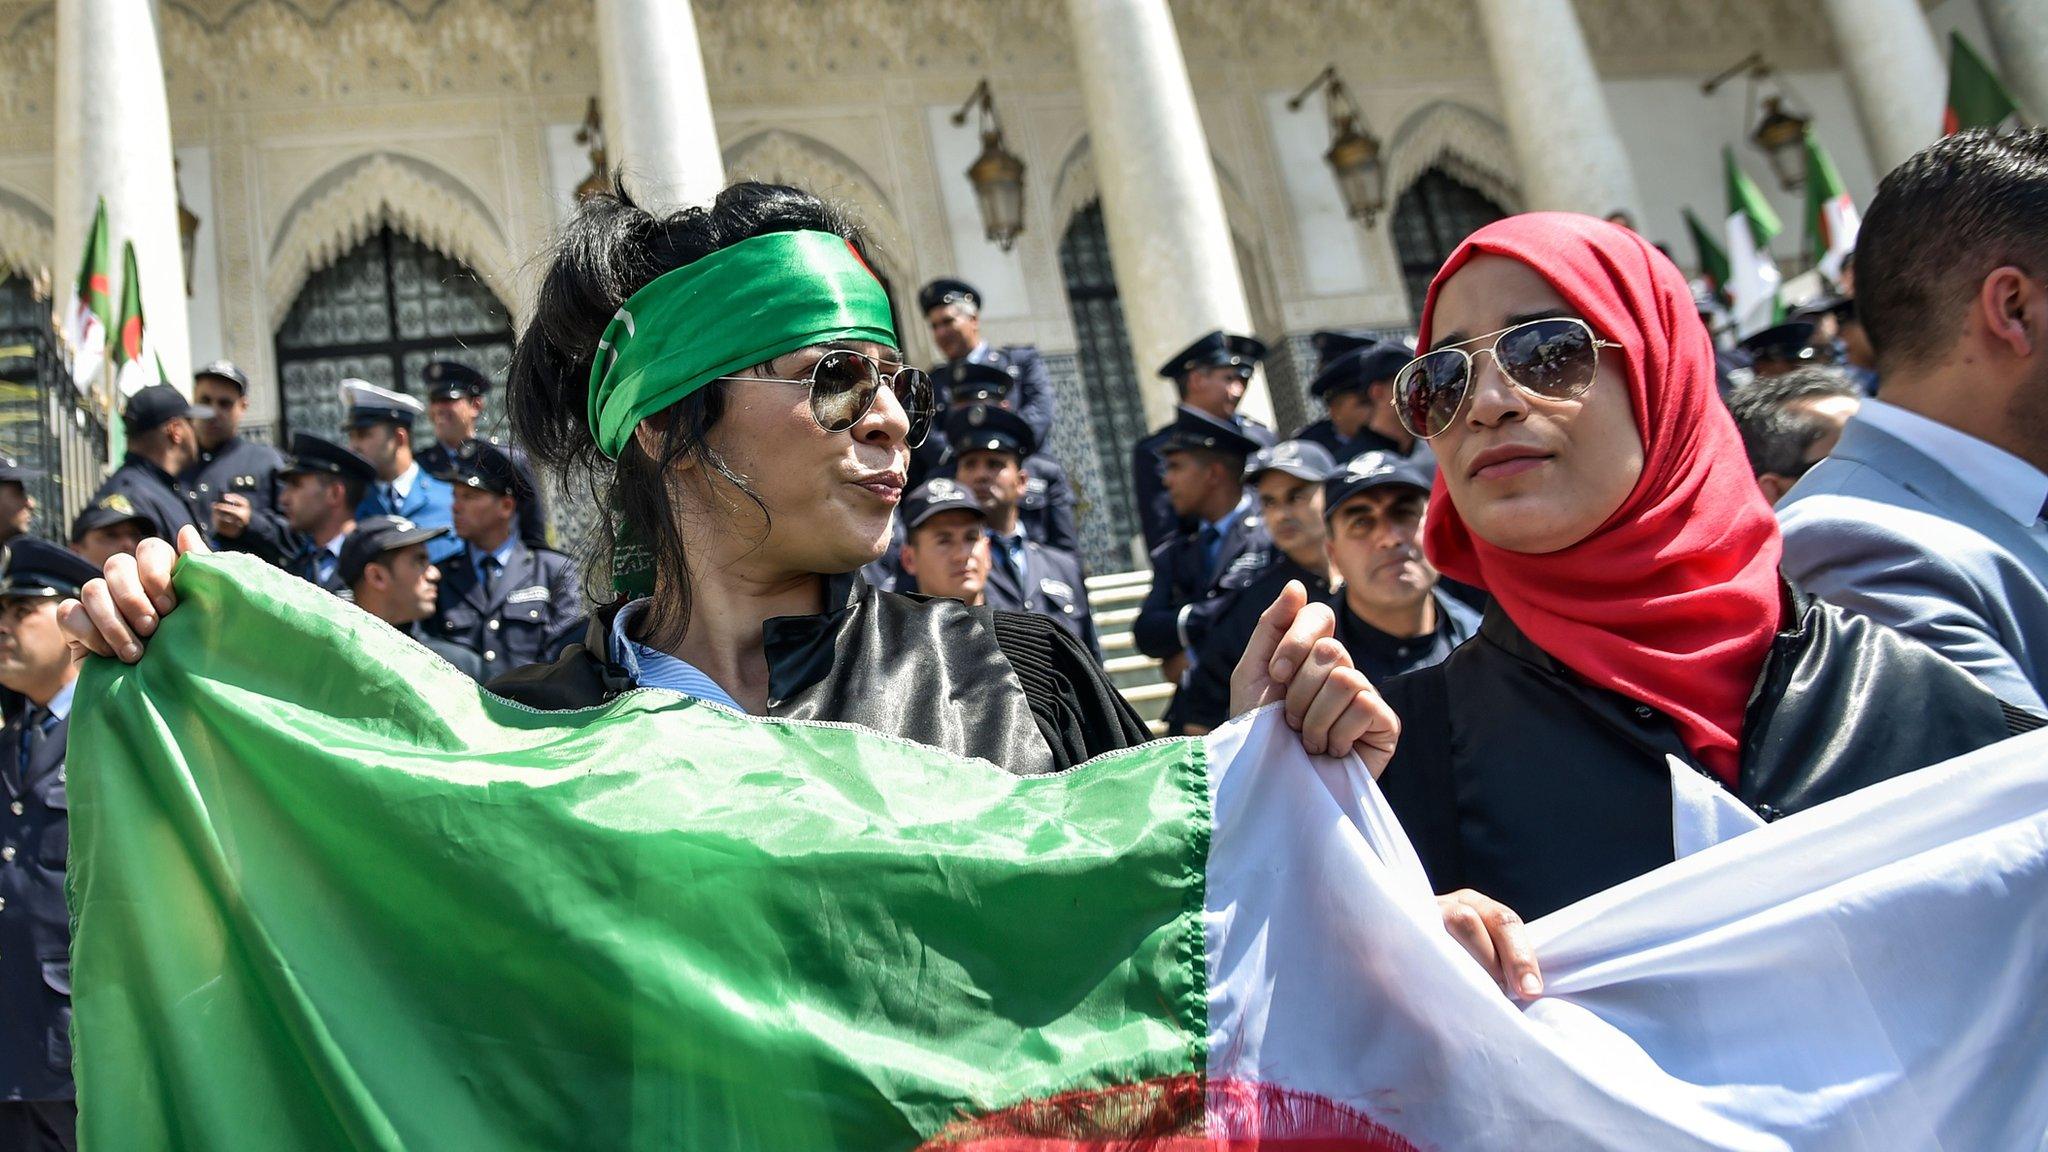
[
  {"left": 1802, "top": 132, "right": 1859, "bottom": 283},
  {"left": 67, "top": 555, "right": 2048, "bottom": 1150},
  {"left": 1724, "top": 149, "right": 1783, "bottom": 337},
  {"left": 1683, "top": 207, "right": 1730, "bottom": 303},
  {"left": 110, "top": 239, "right": 165, "bottom": 399},
  {"left": 1945, "top": 32, "right": 2023, "bottom": 134},
  {"left": 62, "top": 198, "right": 111, "bottom": 389}
]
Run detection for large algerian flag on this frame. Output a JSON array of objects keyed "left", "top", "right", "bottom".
[
  {"left": 1802, "top": 132, "right": 1859, "bottom": 284},
  {"left": 1722, "top": 149, "right": 1783, "bottom": 337},
  {"left": 71, "top": 555, "right": 2048, "bottom": 1150},
  {"left": 62, "top": 197, "right": 111, "bottom": 389},
  {"left": 1945, "top": 32, "right": 2023, "bottom": 134},
  {"left": 110, "top": 239, "right": 165, "bottom": 399},
  {"left": 1682, "top": 207, "right": 1729, "bottom": 303}
]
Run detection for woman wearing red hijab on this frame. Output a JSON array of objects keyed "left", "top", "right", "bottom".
[{"left": 1372, "top": 213, "right": 2034, "bottom": 974}]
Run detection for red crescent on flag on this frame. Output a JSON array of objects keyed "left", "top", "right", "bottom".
[
  {"left": 121, "top": 317, "right": 143, "bottom": 361},
  {"left": 87, "top": 273, "right": 110, "bottom": 297},
  {"left": 917, "top": 1076, "right": 1421, "bottom": 1152}
]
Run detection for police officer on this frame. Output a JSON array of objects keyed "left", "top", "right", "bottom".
[
  {"left": 919, "top": 277, "right": 1055, "bottom": 448},
  {"left": 0, "top": 456, "right": 41, "bottom": 548},
  {"left": 893, "top": 479, "right": 994, "bottom": 606},
  {"left": 1133, "top": 408, "right": 1270, "bottom": 684},
  {"left": 183, "top": 360, "right": 299, "bottom": 563},
  {"left": 90, "top": 384, "right": 214, "bottom": 544},
  {"left": 341, "top": 379, "right": 460, "bottom": 565},
  {"left": 1131, "top": 330, "right": 1276, "bottom": 552},
  {"left": 414, "top": 360, "right": 551, "bottom": 551},
  {"left": 945, "top": 403, "right": 1100, "bottom": 658},
  {"left": 0, "top": 539, "right": 101, "bottom": 1151},
  {"left": 1171, "top": 440, "right": 1340, "bottom": 735},
  {"left": 66, "top": 497, "right": 152, "bottom": 569},
  {"left": 1293, "top": 335, "right": 1434, "bottom": 471},
  {"left": 940, "top": 362, "right": 1080, "bottom": 554},
  {"left": 337, "top": 516, "right": 485, "bottom": 681},
  {"left": 426, "top": 443, "right": 582, "bottom": 682},
  {"left": 277, "top": 433, "right": 379, "bottom": 594}
]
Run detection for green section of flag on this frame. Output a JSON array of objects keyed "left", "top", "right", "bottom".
[
  {"left": 74, "top": 198, "right": 111, "bottom": 329},
  {"left": 70, "top": 555, "right": 1210, "bottom": 1151},
  {"left": 1683, "top": 208, "right": 1729, "bottom": 297},
  {"left": 1946, "top": 32, "right": 2021, "bottom": 133},
  {"left": 1723, "top": 149, "right": 1781, "bottom": 247}
]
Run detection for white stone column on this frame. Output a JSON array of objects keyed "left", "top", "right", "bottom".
[
  {"left": 595, "top": 0, "right": 725, "bottom": 211},
  {"left": 54, "top": 0, "right": 191, "bottom": 394},
  {"left": 1064, "top": 0, "right": 1274, "bottom": 431},
  {"left": 1977, "top": 0, "right": 2048, "bottom": 127},
  {"left": 1819, "top": 0, "right": 1945, "bottom": 173},
  {"left": 1474, "top": 0, "right": 1643, "bottom": 219}
]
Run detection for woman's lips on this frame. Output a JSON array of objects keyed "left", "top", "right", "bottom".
[
  {"left": 853, "top": 474, "right": 905, "bottom": 503},
  {"left": 1473, "top": 455, "right": 1548, "bottom": 481}
]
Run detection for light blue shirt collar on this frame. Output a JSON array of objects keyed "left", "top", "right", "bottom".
[
  {"left": 607, "top": 598, "right": 744, "bottom": 712},
  {"left": 44, "top": 677, "right": 77, "bottom": 722},
  {"left": 471, "top": 537, "right": 517, "bottom": 576},
  {"left": 1204, "top": 493, "right": 1253, "bottom": 539}
]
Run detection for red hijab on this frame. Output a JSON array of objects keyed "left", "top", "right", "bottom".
[{"left": 1418, "top": 213, "right": 1783, "bottom": 786}]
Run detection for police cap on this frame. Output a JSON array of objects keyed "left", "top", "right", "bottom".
[
  {"left": 1309, "top": 339, "right": 1415, "bottom": 400},
  {"left": 1159, "top": 407, "right": 1263, "bottom": 462},
  {"left": 917, "top": 277, "right": 981, "bottom": 314},
  {"left": 941, "top": 361, "right": 1014, "bottom": 406},
  {"left": 900, "top": 477, "right": 987, "bottom": 532},
  {"left": 942, "top": 402, "right": 1036, "bottom": 459},
  {"left": 339, "top": 378, "right": 425, "bottom": 430},
  {"left": 280, "top": 433, "right": 378, "bottom": 488},
  {"left": 434, "top": 442, "right": 527, "bottom": 502},
  {"left": 337, "top": 515, "right": 451, "bottom": 588},
  {"left": 422, "top": 360, "right": 491, "bottom": 402},
  {"left": 0, "top": 537, "right": 101, "bottom": 600},
  {"left": 1158, "top": 329, "right": 1267, "bottom": 380},
  {"left": 1244, "top": 439, "right": 1337, "bottom": 484},
  {"left": 0, "top": 452, "right": 42, "bottom": 485},
  {"left": 1736, "top": 321, "right": 1820, "bottom": 363},
  {"left": 1309, "top": 329, "right": 1378, "bottom": 372},
  {"left": 194, "top": 359, "right": 251, "bottom": 394},
  {"left": 1321, "top": 451, "right": 1434, "bottom": 522},
  {"left": 68, "top": 495, "right": 151, "bottom": 543},
  {"left": 123, "top": 383, "right": 215, "bottom": 435}
]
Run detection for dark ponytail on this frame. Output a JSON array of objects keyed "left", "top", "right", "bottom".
[{"left": 507, "top": 179, "right": 870, "bottom": 634}]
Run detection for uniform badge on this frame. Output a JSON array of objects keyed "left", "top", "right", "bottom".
[
  {"left": 101, "top": 493, "right": 135, "bottom": 515},
  {"left": 506, "top": 585, "right": 551, "bottom": 605}
]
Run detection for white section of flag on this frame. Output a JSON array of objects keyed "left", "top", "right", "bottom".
[
  {"left": 1725, "top": 208, "right": 1783, "bottom": 338},
  {"left": 1818, "top": 193, "right": 1861, "bottom": 284},
  {"left": 1202, "top": 709, "right": 2048, "bottom": 1150},
  {"left": 63, "top": 300, "right": 105, "bottom": 390}
]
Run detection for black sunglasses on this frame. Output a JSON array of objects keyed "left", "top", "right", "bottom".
[
  {"left": 725, "top": 349, "right": 935, "bottom": 447},
  {"left": 1393, "top": 317, "right": 1619, "bottom": 440}
]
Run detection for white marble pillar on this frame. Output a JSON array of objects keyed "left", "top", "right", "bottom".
[
  {"left": 595, "top": 0, "right": 725, "bottom": 211},
  {"left": 54, "top": 0, "right": 191, "bottom": 394},
  {"left": 1819, "top": 0, "right": 1945, "bottom": 173},
  {"left": 1474, "top": 0, "right": 1642, "bottom": 218},
  {"left": 1064, "top": 0, "right": 1274, "bottom": 431},
  {"left": 1976, "top": 0, "right": 2048, "bottom": 127}
]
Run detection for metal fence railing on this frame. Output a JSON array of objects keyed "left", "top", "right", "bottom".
[{"left": 0, "top": 322, "right": 112, "bottom": 543}]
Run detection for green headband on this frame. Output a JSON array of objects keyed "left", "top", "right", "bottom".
[{"left": 586, "top": 229, "right": 898, "bottom": 460}]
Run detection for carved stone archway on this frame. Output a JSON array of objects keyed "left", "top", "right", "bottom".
[
  {"left": 721, "top": 128, "right": 916, "bottom": 281},
  {"left": 265, "top": 150, "right": 515, "bottom": 332},
  {"left": 0, "top": 185, "right": 53, "bottom": 286},
  {"left": 1384, "top": 101, "right": 1524, "bottom": 215}
]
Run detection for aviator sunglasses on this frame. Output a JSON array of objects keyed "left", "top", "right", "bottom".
[
  {"left": 1392, "top": 317, "right": 1620, "bottom": 440},
  {"left": 724, "top": 348, "right": 936, "bottom": 447}
]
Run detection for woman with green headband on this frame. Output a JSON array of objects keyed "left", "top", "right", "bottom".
[{"left": 62, "top": 183, "right": 1399, "bottom": 776}]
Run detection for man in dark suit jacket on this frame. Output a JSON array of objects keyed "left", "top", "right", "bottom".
[
  {"left": 1132, "top": 330, "right": 1277, "bottom": 552},
  {"left": 1134, "top": 409, "right": 1270, "bottom": 683},
  {"left": 0, "top": 539, "right": 104, "bottom": 1151},
  {"left": 946, "top": 404, "right": 1100, "bottom": 658},
  {"left": 426, "top": 444, "right": 582, "bottom": 682}
]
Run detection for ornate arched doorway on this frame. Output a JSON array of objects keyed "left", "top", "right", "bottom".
[
  {"left": 1059, "top": 200, "right": 1149, "bottom": 562},
  {"left": 273, "top": 226, "right": 514, "bottom": 439},
  {"left": 1391, "top": 169, "right": 1509, "bottom": 320}
]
